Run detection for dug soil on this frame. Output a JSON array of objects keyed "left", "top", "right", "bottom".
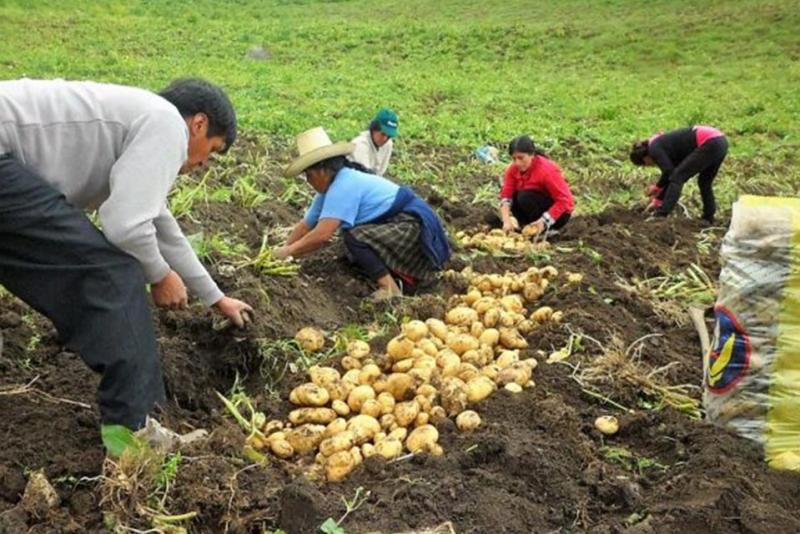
[{"left": 2, "top": 141, "right": 799, "bottom": 534}]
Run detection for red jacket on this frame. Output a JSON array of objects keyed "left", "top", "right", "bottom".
[{"left": 500, "top": 156, "right": 574, "bottom": 221}]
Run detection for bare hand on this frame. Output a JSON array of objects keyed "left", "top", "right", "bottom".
[
  {"left": 213, "top": 296, "right": 254, "bottom": 328},
  {"left": 151, "top": 271, "right": 188, "bottom": 309},
  {"left": 502, "top": 219, "right": 520, "bottom": 233},
  {"left": 275, "top": 245, "right": 292, "bottom": 260},
  {"left": 529, "top": 219, "right": 547, "bottom": 235}
]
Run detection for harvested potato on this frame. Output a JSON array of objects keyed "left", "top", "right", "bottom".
[
  {"left": 405, "top": 425, "right": 439, "bottom": 453},
  {"left": 285, "top": 424, "right": 326, "bottom": 455},
  {"left": 566, "top": 272, "right": 584, "bottom": 284},
  {"left": 448, "top": 333, "right": 480, "bottom": 355},
  {"left": 374, "top": 431, "right": 387, "bottom": 442},
  {"left": 358, "top": 364, "right": 382, "bottom": 385},
  {"left": 392, "top": 359, "right": 415, "bottom": 373},
  {"left": 466, "top": 375, "right": 496, "bottom": 403},
  {"left": 247, "top": 435, "right": 266, "bottom": 450},
  {"left": 504, "top": 383, "right": 523, "bottom": 393},
  {"left": 342, "top": 369, "right": 362, "bottom": 385},
  {"left": 594, "top": 415, "right": 619, "bottom": 435},
  {"left": 418, "top": 339, "right": 439, "bottom": 357},
  {"left": 387, "top": 335, "right": 415, "bottom": 361},
  {"left": 362, "top": 443, "right": 376, "bottom": 458},
  {"left": 324, "top": 379, "right": 354, "bottom": 402},
  {"left": 436, "top": 349, "right": 461, "bottom": 370},
  {"left": 385, "top": 373, "right": 416, "bottom": 401},
  {"left": 446, "top": 307, "right": 479, "bottom": 326},
  {"left": 360, "top": 399, "right": 383, "bottom": 418},
  {"left": 500, "top": 295, "right": 524, "bottom": 314},
  {"left": 470, "top": 321, "right": 485, "bottom": 339},
  {"left": 331, "top": 399, "right": 350, "bottom": 417},
  {"left": 463, "top": 289, "right": 483, "bottom": 305},
  {"left": 441, "top": 376, "right": 468, "bottom": 416},
  {"left": 319, "top": 431, "right": 356, "bottom": 457},
  {"left": 394, "top": 400, "right": 421, "bottom": 427},
  {"left": 429, "top": 405, "right": 447, "bottom": 424},
  {"left": 481, "top": 364, "right": 501, "bottom": 381},
  {"left": 289, "top": 407, "right": 337, "bottom": 425},
  {"left": 403, "top": 320, "right": 429, "bottom": 342},
  {"left": 289, "top": 383, "right": 330, "bottom": 407},
  {"left": 471, "top": 297, "right": 495, "bottom": 315},
  {"left": 372, "top": 376, "right": 388, "bottom": 394},
  {"left": 377, "top": 392, "right": 396, "bottom": 414},
  {"left": 388, "top": 427, "right": 408, "bottom": 442},
  {"left": 541, "top": 266, "right": 558, "bottom": 279},
  {"left": 380, "top": 413, "right": 396, "bottom": 430},
  {"left": 460, "top": 349, "right": 482, "bottom": 367},
  {"left": 374, "top": 437, "right": 404, "bottom": 460},
  {"left": 479, "top": 328, "right": 500, "bottom": 347},
  {"left": 324, "top": 418, "right": 348, "bottom": 439},
  {"left": 341, "top": 356, "right": 362, "bottom": 371},
  {"left": 414, "top": 394, "right": 432, "bottom": 413},
  {"left": 413, "top": 355, "right": 437, "bottom": 371},
  {"left": 456, "top": 410, "right": 482, "bottom": 431},
  {"left": 408, "top": 366, "right": 434, "bottom": 384},
  {"left": 531, "top": 306, "right": 554, "bottom": 323},
  {"left": 346, "top": 415, "right": 381, "bottom": 444},
  {"left": 265, "top": 431, "right": 286, "bottom": 443},
  {"left": 296, "top": 327, "right": 325, "bottom": 352},
  {"left": 269, "top": 439, "right": 294, "bottom": 459},
  {"left": 482, "top": 308, "right": 501, "bottom": 328},
  {"left": 264, "top": 420, "right": 284, "bottom": 435},
  {"left": 415, "top": 412, "right": 430, "bottom": 426},
  {"left": 326, "top": 450, "right": 356, "bottom": 482},
  {"left": 457, "top": 362, "right": 480, "bottom": 382},
  {"left": 517, "top": 319, "right": 536, "bottom": 335},
  {"left": 425, "top": 318, "right": 449, "bottom": 341},
  {"left": 347, "top": 340, "right": 371, "bottom": 359},
  {"left": 498, "top": 312, "right": 517, "bottom": 328},
  {"left": 350, "top": 446, "right": 363, "bottom": 466},
  {"left": 496, "top": 350, "right": 519, "bottom": 369},
  {"left": 496, "top": 362, "right": 532, "bottom": 387},
  {"left": 551, "top": 311, "right": 564, "bottom": 324},
  {"left": 521, "top": 358, "right": 539, "bottom": 371},
  {"left": 348, "top": 385, "right": 376, "bottom": 412},
  {"left": 499, "top": 328, "right": 528, "bottom": 350},
  {"left": 417, "top": 384, "right": 438, "bottom": 400}
]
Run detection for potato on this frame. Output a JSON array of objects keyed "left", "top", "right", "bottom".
[
  {"left": 496, "top": 350, "right": 519, "bottom": 368},
  {"left": 517, "top": 319, "right": 536, "bottom": 335},
  {"left": 265, "top": 431, "right": 286, "bottom": 443},
  {"left": 456, "top": 410, "right": 482, "bottom": 431},
  {"left": 387, "top": 335, "right": 415, "bottom": 361},
  {"left": 405, "top": 424, "right": 439, "bottom": 453},
  {"left": 499, "top": 311, "right": 518, "bottom": 328},
  {"left": 466, "top": 376, "right": 496, "bottom": 403},
  {"left": 394, "top": 400, "right": 421, "bottom": 427},
  {"left": 408, "top": 367, "right": 434, "bottom": 384},
  {"left": 403, "top": 320, "right": 429, "bottom": 342},
  {"left": 331, "top": 399, "right": 350, "bottom": 417},
  {"left": 496, "top": 363, "right": 532, "bottom": 387},
  {"left": 472, "top": 297, "right": 496, "bottom": 315},
  {"left": 380, "top": 413, "right": 396, "bottom": 430},
  {"left": 269, "top": 439, "right": 294, "bottom": 459},
  {"left": 374, "top": 431, "right": 387, "bottom": 442},
  {"left": 461, "top": 349, "right": 483, "bottom": 367},
  {"left": 522, "top": 283, "right": 543, "bottom": 302},
  {"left": 425, "top": 318, "right": 449, "bottom": 341},
  {"left": 463, "top": 289, "right": 483, "bottom": 306},
  {"left": 346, "top": 415, "right": 381, "bottom": 444},
  {"left": 415, "top": 412, "right": 430, "bottom": 427},
  {"left": 324, "top": 378, "right": 354, "bottom": 402},
  {"left": 350, "top": 446, "right": 363, "bottom": 466},
  {"left": 551, "top": 311, "right": 564, "bottom": 324},
  {"left": 392, "top": 359, "right": 414, "bottom": 373},
  {"left": 377, "top": 392, "right": 396, "bottom": 414},
  {"left": 296, "top": 327, "right": 325, "bottom": 352},
  {"left": 417, "top": 384, "right": 438, "bottom": 400},
  {"left": 531, "top": 306, "right": 554, "bottom": 324},
  {"left": 479, "top": 328, "right": 500, "bottom": 347},
  {"left": 500, "top": 295, "right": 524, "bottom": 314},
  {"left": 264, "top": 420, "right": 284, "bottom": 435},
  {"left": 446, "top": 306, "right": 479, "bottom": 326},
  {"left": 414, "top": 394, "right": 433, "bottom": 414},
  {"left": 504, "top": 383, "right": 523, "bottom": 393},
  {"left": 482, "top": 308, "right": 501, "bottom": 328},
  {"left": 499, "top": 328, "right": 528, "bottom": 350},
  {"left": 285, "top": 424, "right": 326, "bottom": 455},
  {"left": 436, "top": 349, "right": 461, "bottom": 373},
  {"left": 358, "top": 364, "right": 382, "bottom": 385},
  {"left": 326, "top": 450, "right": 356, "bottom": 482},
  {"left": 417, "top": 339, "right": 439, "bottom": 357},
  {"left": 448, "top": 333, "right": 480, "bottom": 356},
  {"left": 341, "top": 356, "right": 362, "bottom": 371},
  {"left": 247, "top": 435, "right": 266, "bottom": 450},
  {"left": 374, "top": 437, "right": 404, "bottom": 460},
  {"left": 325, "top": 418, "right": 348, "bottom": 438},
  {"left": 540, "top": 278, "right": 550, "bottom": 291},
  {"left": 342, "top": 369, "right": 362, "bottom": 385},
  {"left": 348, "top": 385, "right": 376, "bottom": 412},
  {"left": 521, "top": 358, "right": 539, "bottom": 371},
  {"left": 388, "top": 427, "right": 408, "bottom": 442},
  {"left": 413, "top": 355, "right": 437, "bottom": 371},
  {"left": 594, "top": 415, "right": 619, "bottom": 435},
  {"left": 358, "top": 399, "right": 381, "bottom": 418},
  {"left": 470, "top": 321, "right": 485, "bottom": 339},
  {"left": 429, "top": 405, "right": 447, "bottom": 424},
  {"left": 289, "top": 383, "right": 331, "bottom": 407},
  {"left": 481, "top": 364, "right": 501, "bottom": 381},
  {"left": 347, "top": 340, "right": 371, "bottom": 359},
  {"left": 288, "top": 407, "right": 338, "bottom": 425},
  {"left": 541, "top": 266, "right": 558, "bottom": 279},
  {"left": 319, "top": 430, "right": 356, "bottom": 457},
  {"left": 373, "top": 376, "right": 388, "bottom": 394},
  {"left": 457, "top": 362, "right": 480, "bottom": 383},
  {"left": 385, "top": 373, "right": 416, "bottom": 401},
  {"left": 441, "top": 376, "right": 468, "bottom": 416},
  {"left": 362, "top": 443, "right": 376, "bottom": 458}
]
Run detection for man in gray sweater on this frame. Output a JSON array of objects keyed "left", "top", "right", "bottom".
[{"left": 0, "top": 78, "right": 252, "bottom": 455}]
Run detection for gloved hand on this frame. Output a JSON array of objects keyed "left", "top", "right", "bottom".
[{"left": 646, "top": 184, "right": 664, "bottom": 198}]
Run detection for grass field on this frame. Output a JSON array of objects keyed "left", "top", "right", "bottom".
[{"left": 1, "top": 0, "right": 798, "bottom": 211}]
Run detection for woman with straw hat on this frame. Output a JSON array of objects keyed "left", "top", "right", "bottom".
[{"left": 277, "top": 127, "right": 450, "bottom": 299}]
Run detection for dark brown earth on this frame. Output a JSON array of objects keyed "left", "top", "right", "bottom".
[{"left": 1, "top": 140, "right": 798, "bottom": 534}]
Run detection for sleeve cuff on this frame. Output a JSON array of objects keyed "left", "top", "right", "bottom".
[{"left": 542, "top": 212, "right": 555, "bottom": 227}]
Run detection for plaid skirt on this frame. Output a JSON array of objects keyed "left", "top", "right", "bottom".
[{"left": 348, "top": 213, "right": 437, "bottom": 281}]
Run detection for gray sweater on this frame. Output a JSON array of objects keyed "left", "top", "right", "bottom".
[{"left": 0, "top": 79, "right": 223, "bottom": 306}]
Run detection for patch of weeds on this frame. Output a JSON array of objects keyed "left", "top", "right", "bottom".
[
  {"left": 601, "top": 446, "right": 667, "bottom": 476},
  {"left": 188, "top": 231, "right": 249, "bottom": 263}
]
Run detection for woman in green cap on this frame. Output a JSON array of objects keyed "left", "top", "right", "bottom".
[{"left": 349, "top": 108, "right": 398, "bottom": 176}]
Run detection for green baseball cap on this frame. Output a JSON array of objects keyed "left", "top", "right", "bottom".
[{"left": 374, "top": 108, "right": 399, "bottom": 138}]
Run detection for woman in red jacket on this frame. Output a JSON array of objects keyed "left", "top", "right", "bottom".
[{"left": 499, "top": 135, "right": 575, "bottom": 235}]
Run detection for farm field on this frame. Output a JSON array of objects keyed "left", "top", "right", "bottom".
[{"left": 1, "top": 1, "right": 799, "bottom": 533}]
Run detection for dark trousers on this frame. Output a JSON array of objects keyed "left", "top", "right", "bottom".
[
  {"left": 658, "top": 136, "right": 728, "bottom": 221},
  {"left": 343, "top": 231, "right": 389, "bottom": 281},
  {"left": 512, "top": 190, "right": 571, "bottom": 229},
  {"left": 0, "top": 156, "right": 164, "bottom": 430}
]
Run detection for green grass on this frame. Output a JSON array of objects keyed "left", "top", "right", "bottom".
[{"left": 1, "top": 0, "right": 798, "bottom": 214}]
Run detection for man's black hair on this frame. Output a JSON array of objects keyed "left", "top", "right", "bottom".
[{"left": 159, "top": 78, "right": 237, "bottom": 152}]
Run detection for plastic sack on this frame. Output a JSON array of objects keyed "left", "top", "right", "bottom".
[{"left": 705, "top": 195, "right": 800, "bottom": 470}]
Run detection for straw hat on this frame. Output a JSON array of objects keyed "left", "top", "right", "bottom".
[{"left": 284, "top": 127, "right": 355, "bottom": 177}]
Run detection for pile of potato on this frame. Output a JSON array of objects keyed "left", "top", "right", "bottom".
[
  {"left": 247, "top": 265, "right": 566, "bottom": 482},
  {"left": 455, "top": 228, "right": 547, "bottom": 256}
]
